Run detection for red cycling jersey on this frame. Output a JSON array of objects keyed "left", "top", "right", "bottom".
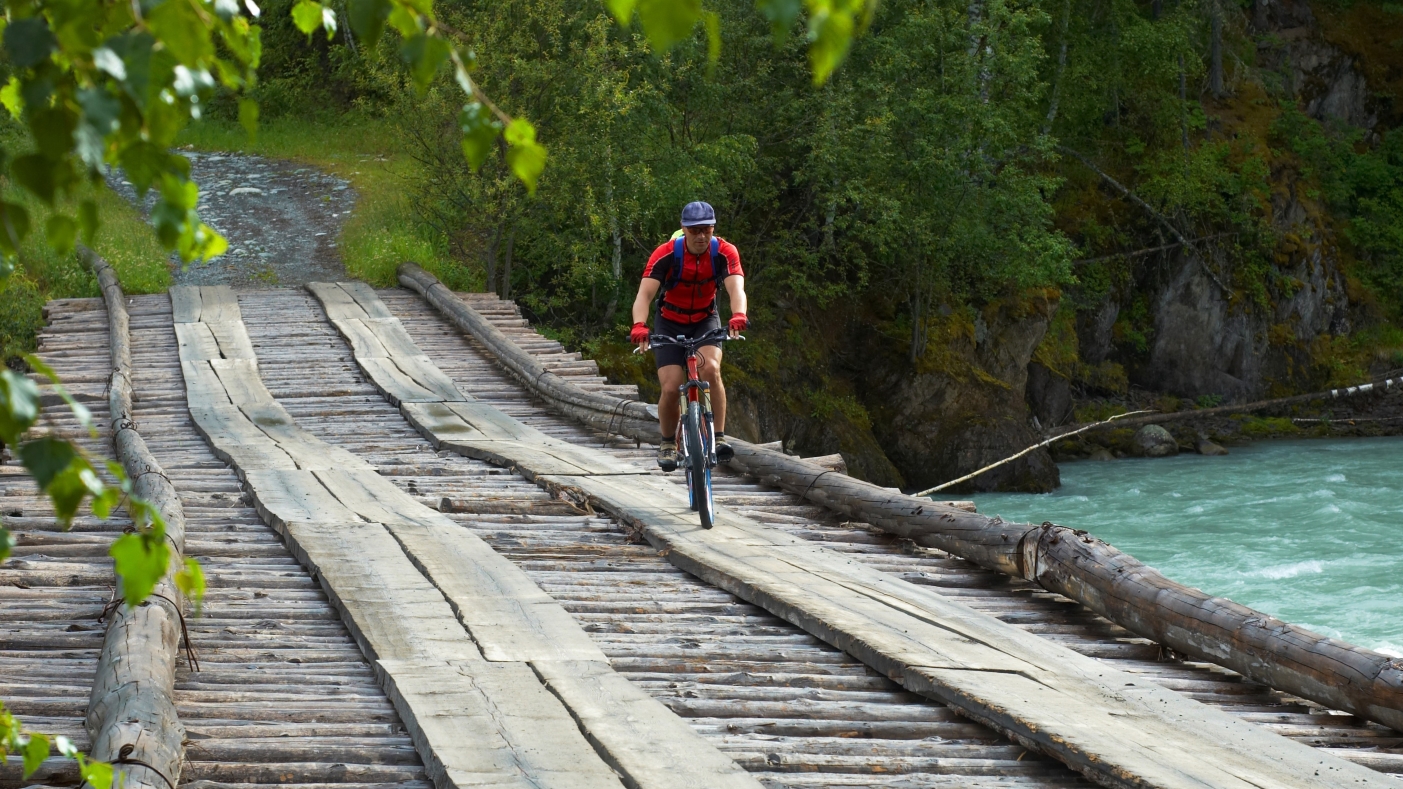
[{"left": 642, "top": 237, "right": 744, "bottom": 324}]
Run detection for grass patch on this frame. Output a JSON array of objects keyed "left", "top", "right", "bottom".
[
  {"left": 174, "top": 114, "right": 467, "bottom": 289},
  {"left": 1232, "top": 414, "right": 1302, "bottom": 438}
]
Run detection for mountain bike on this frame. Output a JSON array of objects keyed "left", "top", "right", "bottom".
[{"left": 642, "top": 328, "right": 738, "bottom": 530}]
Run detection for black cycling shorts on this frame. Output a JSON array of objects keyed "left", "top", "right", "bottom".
[{"left": 651, "top": 313, "right": 721, "bottom": 369}]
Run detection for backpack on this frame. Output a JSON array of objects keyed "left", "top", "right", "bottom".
[{"left": 660, "top": 236, "right": 727, "bottom": 318}]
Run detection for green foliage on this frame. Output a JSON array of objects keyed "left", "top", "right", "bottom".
[
  {"left": 2, "top": 702, "right": 110, "bottom": 788},
  {"left": 1275, "top": 104, "right": 1403, "bottom": 318},
  {"left": 0, "top": 0, "right": 260, "bottom": 269}
]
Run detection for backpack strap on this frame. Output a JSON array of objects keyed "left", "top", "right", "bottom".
[{"left": 660, "top": 237, "right": 726, "bottom": 316}]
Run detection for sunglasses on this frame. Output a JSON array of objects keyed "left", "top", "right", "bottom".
[{"left": 683, "top": 225, "right": 715, "bottom": 234}]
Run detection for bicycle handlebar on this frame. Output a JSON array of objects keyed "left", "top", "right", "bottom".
[{"left": 632, "top": 327, "right": 742, "bottom": 354}]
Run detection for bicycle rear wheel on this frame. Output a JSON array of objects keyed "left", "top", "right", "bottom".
[{"left": 684, "top": 401, "right": 714, "bottom": 529}]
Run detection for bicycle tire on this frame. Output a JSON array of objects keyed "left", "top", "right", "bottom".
[{"left": 684, "top": 402, "right": 714, "bottom": 529}]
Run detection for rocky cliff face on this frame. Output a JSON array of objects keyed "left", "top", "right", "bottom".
[
  {"left": 1056, "top": 0, "right": 1375, "bottom": 403},
  {"left": 861, "top": 293, "right": 1061, "bottom": 492}
]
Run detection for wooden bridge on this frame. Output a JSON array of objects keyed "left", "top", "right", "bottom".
[{"left": 4, "top": 258, "right": 1403, "bottom": 789}]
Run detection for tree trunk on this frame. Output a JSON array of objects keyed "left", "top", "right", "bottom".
[
  {"left": 1209, "top": 0, "right": 1225, "bottom": 99},
  {"left": 1179, "top": 55, "right": 1191, "bottom": 174},
  {"left": 1042, "top": 0, "right": 1072, "bottom": 134},
  {"left": 603, "top": 145, "right": 623, "bottom": 323},
  {"left": 501, "top": 227, "right": 516, "bottom": 301},
  {"left": 484, "top": 225, "right": 501, "bottom": 295}
]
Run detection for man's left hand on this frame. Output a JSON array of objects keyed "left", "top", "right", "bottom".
[{"left": 728, "top": 312, "right": 748, "bottom": 339}]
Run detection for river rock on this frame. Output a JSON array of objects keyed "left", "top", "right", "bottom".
[
  {"left": 1133, "top": 425, "right": 1179, "bottom": 457},
  {"left": 1195, "top": 437, "right": 1229, "bottom": 456},
  {"left": 1088, "top": 447, "right": 1115, "bottom": 461}
]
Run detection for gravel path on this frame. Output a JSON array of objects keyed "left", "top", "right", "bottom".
[{"left": 110, "top": 150, "right": 358, "bottom": 287}]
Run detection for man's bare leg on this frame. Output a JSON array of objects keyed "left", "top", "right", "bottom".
[
  {"left": 697, "top": 345, "right": 725, "bottom": 433},
  {"left": 657, "top": 364, "right": 686, "bottom": 438}
]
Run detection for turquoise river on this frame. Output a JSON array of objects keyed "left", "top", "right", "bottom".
[{"left": 971, "top": 435, "right": 1403, "bottom": 656}]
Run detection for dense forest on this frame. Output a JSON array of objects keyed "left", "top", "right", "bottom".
[{"left": 25, "top": 0, "right": 1403, "bottom": 491}]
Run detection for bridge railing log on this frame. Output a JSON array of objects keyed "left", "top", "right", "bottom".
[
  {"left": 397, "top": 261, "right": 1403, "bottom": 733},
  {"left": 82, "top": 247, "right": 188, "bottom": 789}
]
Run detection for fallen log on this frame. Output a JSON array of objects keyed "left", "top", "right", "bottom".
[
  {"left": 81, "top": 247, "right": 188, "bottom": 789},
  {"left": 398, "top": 261, "right": 1403, "bottom": 734}
]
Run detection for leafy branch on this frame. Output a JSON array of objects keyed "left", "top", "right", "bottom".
[{"left": 2, "top": 702, "right": 114, "bottom": 789}]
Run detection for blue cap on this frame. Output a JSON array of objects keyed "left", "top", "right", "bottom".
[{"left": 681, "top": 201, "right": 716, "bottom": 227}]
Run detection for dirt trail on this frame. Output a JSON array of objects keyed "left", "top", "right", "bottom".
[{"left": 110, "top": 150, "right": 358, "bottom": 287}]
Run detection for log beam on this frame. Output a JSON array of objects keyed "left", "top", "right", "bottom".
[{"left": 82, "top": 247, "right": 188, "bottom": 789}]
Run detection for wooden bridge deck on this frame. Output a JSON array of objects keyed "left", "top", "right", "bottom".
[{"left": 2, "top": 284, "right": 1401, "bottom": 789}]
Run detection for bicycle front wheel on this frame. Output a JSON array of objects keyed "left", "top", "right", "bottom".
[{"left": 684, "top": 401, "right": 714, "bottom": 529}]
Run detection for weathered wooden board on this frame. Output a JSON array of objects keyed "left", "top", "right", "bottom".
[
  {"left": 174, "top": 322, "right": 222, "bottom": 360},
  {"left": 205, "top": 320, "right": 257, "bottom": 360},
  {"left": 333, "top": 318, "right": 392, "bottom": 358},
  {"left": 536, "top": 473, "right": 1402, "bottom": 789},
  {"left": 376, "top": 659, "right": 625, "bottom": 789},
  {"left": 241, "top": 403, "right": 372, "bottom": 472},
  {"left": 210, "top": 358, "right": 276, "bottom": 406},
  {"left": 278, "top": 521, "right": 482, "bottom": 664},
  {"left": 357, "top": 357, "right": 457, "bottom": 405},
  {"left": 170, "top": 285, "right": 201, "bottom": 323},
  {"left": 364, "top": 318, "right": 431, "bottom": 357},
  {"left": 187, "top": 404, "right": 299, "bottom": 471},
  {"left": 307, "top": 282, "right": 372, "bottom": 322},
  {"left": 242, "top": 469, "right": 362, "bottom": 527},
  {"left": 196, "top": 285, "right": 243, "bottom": 323},
  {"left": 441, "top": 438, "right": 646, "bottom": 481},
  {"left": 532, "top": 660, "right": 763, "bottom": 789},
  {"left": 384, "top": 521, "right": 608, "bottom": 663},
  {"left": 402, "top": 402, "right": 548, "bottom": 444},
  {"left": 391, "top": 355, "right": 470, "bottom": 403},
  {"left": 181, "top": 360, "right": 234, "bottom": 407},
  {"left": 339, "top": 281, "right": 397, "bottom": 319},
  {"left": 313, "top": 469, "right": 450, "bottom": 529}
]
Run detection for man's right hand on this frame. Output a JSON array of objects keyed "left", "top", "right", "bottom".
[{"left": 630, "top": 322, "right": 650, "bottom": 350}]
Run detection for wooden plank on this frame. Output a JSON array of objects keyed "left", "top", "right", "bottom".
[
  {"left": 537, "top": 473, "right": 1402, "bottom": 789},
  {"left": 174, "top": 323, "right": 222, "bottom": 360},
  {"left": 242, "top": 469, "right": 361, "bottom": 527},
  {"left": 339, "top": 281, "right": 397, "bottom": 319},
  {"left": 376, "top": 659, "right": 625, "bottom": 789},
  {"left": 210, "top": 359, "right": 276, "bottom": 406},
  {"left": 391, "top": 355, "right": 469, "bottom": 403},
  {"left": 358, "top": 357, "right": 452, "bottom": 405},
  {"left": 440, "top": 439, "right": 646, "bottom": 481},
  {"left": 333, "top": 318, "right": 392, "bottom": 358},
  {"left": 196, "top": 286, "right": 242, "bottom": 323},
  {"left": 205, "top": 320, "right": 257, "bottom": 360},
  {"left": 187, "top": 404, "right": 299, "bottom": 471},
  {"left": 401, "top": 402, "right": 543, "bottom": 445},
  {"left": 278, "top": 521, "right": 481, "bottom": 663},
  {"left": 313, "top": 470, "right": 449, "bottom": 529},
  {"left": 170, "top": 286, "right": 201, "bottom": 323},
  {"left": 532, "top": 660, "right": 763, "bottom": 789},
  {"left": 364, "top": 318, "right": 431, "bottom": 357},
  {"left": 383, "top": 521, "right": 608, "bottom": 663},
  {"left": 241, "top": 403, "right": 372, "bottom": 472},
  {"left": 308, "top": 282, "right": 371, "bottom": 322},
  {"left": 181, "top": 360, "right": 233, "bottom": 407}
]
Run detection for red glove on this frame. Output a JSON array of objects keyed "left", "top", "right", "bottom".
[
  {"left": 728, "top": 313, "right": 748, "bottom": 333},
  {"left": 629, "top": 322, "right": 650, "bottom": 345}
]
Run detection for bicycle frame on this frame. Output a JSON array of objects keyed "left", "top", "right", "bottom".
[{"left": 645, "top": 328, "right": 736, "bottom": 527}]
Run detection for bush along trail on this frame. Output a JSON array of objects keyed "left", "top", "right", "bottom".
[{"left": 107, "top": 152, "right": 357, "bottom": 288}]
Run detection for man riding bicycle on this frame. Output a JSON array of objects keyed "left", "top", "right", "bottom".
[{"left": 629, "top": 201, "right": 748, "bottom": 471}]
